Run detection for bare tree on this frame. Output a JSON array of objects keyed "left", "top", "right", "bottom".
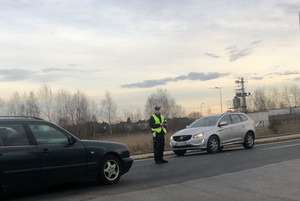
[
  {"left": 54, "top": 89, "right": 74, "bottom": 126},
  {"left": 266, "top": 87, "right": 280, "bottom": 109},
  {"left": 187, "top": 111, "right": 202, "bottom": 119},
  {"left": 253, "top": 87, "right": 267, "bottom": 111},
  {"left": 6, "top": 92, "right": 25, "bottom": 115},
  {"left": 123, "top": 106, "right": 142, "bottom": 123},
  {"left": 169, "top": 104, "right": 185, "bottom": 118},
  {"left": 289, "top": 85, "right": 300, "bottom": 107},
  {"left": 90, "top": 99, "right": 99, "bottom": 138},
  {"left": 73, "top": 90, "right": 90, "bottom": 125},
  {"left": 100, "top": 91, "right": 117, "bottom": 134},
  {"left": 282, "top": 85, "right": 292, "bottom": 108},
  {"left": 38, "top": 83, "right": 53, "bottom": 121},
  {"left": 145, "top": 88, "right": 183, "bottom": 118},
  {"left": 0, "top": 98, "right": 6, "bottom": 115},
  {"left": 72, "top": 90, "right": 91, "bottom": 137},
  {"left": 25, "top": 91, "right": 40, "bottom": 117}
]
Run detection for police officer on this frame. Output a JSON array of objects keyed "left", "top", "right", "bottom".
[{"left": 149, "top": 105, "right": 168, "bottom": 164}]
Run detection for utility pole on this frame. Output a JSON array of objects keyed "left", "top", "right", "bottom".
[
  {"left": 214, "top": 87, "right": 223, "bottom": 113},
  {"left": 240, "top": 78, "right": 247, "bottom": 112},
  {"left": 200, "top": 103, "right": 204, "bottom": 116},
  {"left": 233, "top": 77, "right": 250, "bottom": 113}
]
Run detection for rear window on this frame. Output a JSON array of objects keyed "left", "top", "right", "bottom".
[
  {"left": 239, "top": 114, "right": 248, "bottom": 121},
  {"left": 231, "top": 114, "right": 242, "bottom": 124},
  {"left": 0, "top": 124, "right": 30, "bottom": 146}
]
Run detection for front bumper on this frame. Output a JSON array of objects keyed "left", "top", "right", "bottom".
[
  {"left": 121, "top": 158, "right": 133, "bottom": 175},
  {"left": 170, "top": 138, "right": 207, "bottom": 150}
]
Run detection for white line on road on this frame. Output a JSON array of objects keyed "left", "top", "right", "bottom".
[
  {"left": 255, "top": 139, "right": 300, "bottom": 147},
  {"left": 262, "top": 143, "right": 300, "bottom": 150}
]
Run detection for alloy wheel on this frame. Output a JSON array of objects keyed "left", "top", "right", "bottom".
[{"left": 104, "top": 160, "right": 120, "bottom": 181}]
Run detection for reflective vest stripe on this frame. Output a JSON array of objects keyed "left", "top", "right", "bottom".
[{"left": 151, "top": 114, "right": 167, "bottom": 133}]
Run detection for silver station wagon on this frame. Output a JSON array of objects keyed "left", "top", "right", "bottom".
[{"left": 170, "top": 112, "right": 256, "bottom": 156}]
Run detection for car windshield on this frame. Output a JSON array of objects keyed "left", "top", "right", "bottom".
[{"left": 189, "top": 116, "right": 221, "bottom": 128}]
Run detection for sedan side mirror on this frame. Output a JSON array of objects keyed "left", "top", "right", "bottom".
[
  {"left": 219, "top": 121, "right": 228, "bottom": 127},
  {"left": 68, "top": 136, "right": 77, "bottom": 146}
]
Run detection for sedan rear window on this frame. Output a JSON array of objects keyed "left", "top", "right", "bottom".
[{"left": 0, "top": 124, "right": 30, "bottom": 146}]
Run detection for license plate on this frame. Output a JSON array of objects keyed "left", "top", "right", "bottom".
[{"left": 175, "top": 141, "right": 187, "bottom": 146}]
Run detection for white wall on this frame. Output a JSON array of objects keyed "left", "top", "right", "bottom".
[{"left": 248, "top": 112, "right": 269, "bottom": 127}]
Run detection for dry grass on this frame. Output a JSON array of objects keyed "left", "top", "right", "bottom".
[
  {"left": 255, "top": 119, "right": 300, "bottom": 139},
  {"left": 95, "top": 132, "right": 175, "bottom": 155}
]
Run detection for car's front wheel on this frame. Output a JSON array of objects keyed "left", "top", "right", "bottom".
[
  {"left": 207, "top": 136, "right": 220, "bottom": 154},
  {"left": 243, "top": 132, "right": 255, "bottom": 149},
  {"left": 218, "top": 146, "right": 224, "bottom": 152},
  {"left": 98, "top": 155, "right": 121, "bottom": 185},
  {"left": 173, "top": 150, "right": 186, "bottom": 156}
]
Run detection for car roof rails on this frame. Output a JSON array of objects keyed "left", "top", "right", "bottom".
[{"left": 0, "top": 116, "right": 45, "bottom": 120}]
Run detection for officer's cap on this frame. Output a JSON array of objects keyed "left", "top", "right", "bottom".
[{"left": 154, "top": 105, "right": 161, "bottom": 111}]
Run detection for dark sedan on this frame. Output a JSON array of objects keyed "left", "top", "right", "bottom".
[{"left": 0, "top": 116, "right": 133, "bottom": 193}]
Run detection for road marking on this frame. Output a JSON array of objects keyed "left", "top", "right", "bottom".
[
  {"left": 262, "top": 143, "right": 300, "bottom": 150},
  {"left": 255, "top": 139, "right": 300, "bottom": 147}
]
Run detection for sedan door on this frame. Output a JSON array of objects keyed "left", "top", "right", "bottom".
[
  {"left": 27, "top": 123, "right": 88, "bottom": 183},
  {"left": 0, "top": 124, "right": 40, "bottom": 188}
]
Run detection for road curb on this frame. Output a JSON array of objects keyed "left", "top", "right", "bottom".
[{"left": 131, "top": 133, "right": 300, "bottom": 160}]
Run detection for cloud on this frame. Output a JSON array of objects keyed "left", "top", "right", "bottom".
[
  {"left": 205, "top": 52, "right": 220, "bottom": 58},
  {"left": 121, "top": 72, "right": 229, "bottom": 88},
  {"left": 0, "top": 67, "right": 100, "bottom": 83},
  {"left": 225, "top": 40, "right": 262, "bottom": 62},
  {"left": 69, "top": 64, "right": 83, "bottom": 67},
  {"left": 277, "top": 3, "right": 300, "bottom": 12},
  {"left": 42, "top": 68, "right": 67, "bottom": 73},
  {"left": 0, "top": 69, "right": 34, "bottom": 81},
  {"left": 250, "top": 40, "right": 262, "bottom": 45},
  {"left": 228, "top": 47, "right": 253, "bottom": 62},
  {"left": 250, "top": 76, "right": 264, "bottom": 80},
  {"left": 271, "top": 71, "right": 300, "bottom": 76},
  {"left": 0, "top": 68, "right": 69, "bottom": 82}
]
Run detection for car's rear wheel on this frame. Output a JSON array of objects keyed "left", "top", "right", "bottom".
[
  {"left": 207, "top": 136, "right": 220, "bottom": 154},
  {"left": 173, "top": 150, "right": 186, "bottom": 156},
  {"left": 98, "top": 155, "right": 121, "bottom": 185},
  {"left": 243, "top": 132, "right": 255, "bottom": 149}
]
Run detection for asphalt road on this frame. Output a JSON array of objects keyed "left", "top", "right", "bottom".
[{"left": 3, "top": 139, "right": 300, "bottom": 201}]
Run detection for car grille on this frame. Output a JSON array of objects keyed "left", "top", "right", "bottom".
[{"left": 173, "top": 135, "right": 192, "bottom": 142}]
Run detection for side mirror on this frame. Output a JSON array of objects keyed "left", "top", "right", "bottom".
[
  {"left": 68, "top": 136, "right": 77, "bottom": 146},
  {"left": 219, "top": 121, "right": 228, "bottom": 127},
  {"left": 186, "top": 125, "right": 190, "bottom": 128}
]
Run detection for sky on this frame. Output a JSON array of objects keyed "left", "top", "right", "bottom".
[{"left": 0, "top": 0, "right": 300, "bottom": 117}]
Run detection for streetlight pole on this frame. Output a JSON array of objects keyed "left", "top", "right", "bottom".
[{"left": 215, "top": 87, "right": 223, "bottom": 113}]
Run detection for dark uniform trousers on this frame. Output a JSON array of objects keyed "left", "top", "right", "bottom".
[{"left": 153, "top": 131, "right": 165, "bottom": 162}]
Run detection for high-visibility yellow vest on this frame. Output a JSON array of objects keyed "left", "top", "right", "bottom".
[{"left": 151, "top": 114, "right": 167, "bottom": 134}]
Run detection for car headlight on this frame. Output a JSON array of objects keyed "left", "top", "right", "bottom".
[
  {"left": 170, "top": 136, "right": 173, "bottom": 140},
  {"left": 193, "top": 133, "right": 204, "bottom": 139}
]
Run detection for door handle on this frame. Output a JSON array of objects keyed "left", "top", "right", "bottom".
[{"left": 42, "top": 149, "right": 50, "bottom": 153}]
